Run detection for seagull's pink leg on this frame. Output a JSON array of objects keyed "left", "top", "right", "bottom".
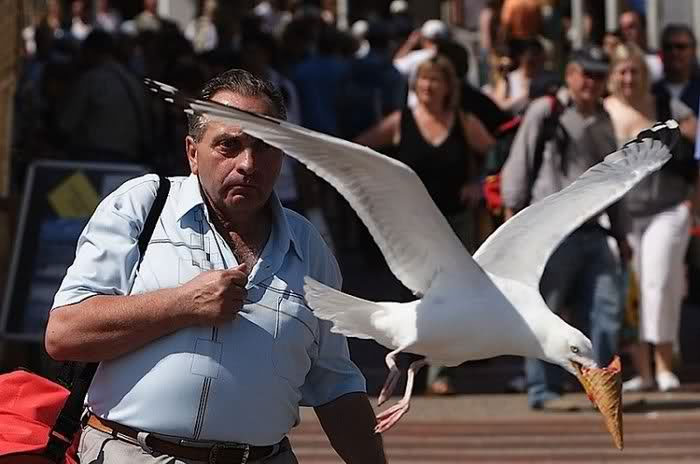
[
  {"left": 377, "top": 348, "right": 403, "bottom": 407},
  {"left": 375, "top": 358, "right": 428, "bottom": 433}
]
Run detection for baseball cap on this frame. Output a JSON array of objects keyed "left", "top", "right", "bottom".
[
  {"left": 420, "top": 19, "right": 450, "bottom": 41},
  {"left": 389, "top": 0, "right": 408, "bottom": 15},
  {"left": 569, "top": 46, "right": 610, "bottom": 74}
]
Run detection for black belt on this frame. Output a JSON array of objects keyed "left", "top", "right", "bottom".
[{"left": 87, "top": 414, "right": 283, "bottom": 463}]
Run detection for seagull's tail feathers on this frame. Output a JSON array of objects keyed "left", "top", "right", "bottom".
[{"left": 303, "top": 277, "right": 404, "bottom": 349}]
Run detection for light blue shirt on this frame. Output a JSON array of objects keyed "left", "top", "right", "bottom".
[{"left": 52, "top": 174, "right": 365, "bottom": 445}]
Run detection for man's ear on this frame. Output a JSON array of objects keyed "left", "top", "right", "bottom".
[{"left": 185, "top": 136, "right": 199, "bottom": 175}]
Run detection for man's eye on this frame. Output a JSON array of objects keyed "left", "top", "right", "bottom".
[{"left": 219, "top": 139, "right": 240, "bottom": 150}]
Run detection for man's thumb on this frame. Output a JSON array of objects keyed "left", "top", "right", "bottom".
[{"left": 232, "top": 262, "right": 249, "bottom": 275}]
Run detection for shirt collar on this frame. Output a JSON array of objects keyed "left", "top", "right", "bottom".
[
  {"left": 176, "top": 174, "right": 303, "bottom": 261},
  {"left": 267, "top": 191, "right": 304, "bottom": 262},
  {"left": 175, "top": 174, "right": 205, "bottom": 221}
]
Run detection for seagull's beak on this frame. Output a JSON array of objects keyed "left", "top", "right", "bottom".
[{"left": 573, "top": 358, "right": 624, "bottom": 450}]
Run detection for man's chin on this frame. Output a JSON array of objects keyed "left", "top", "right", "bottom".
[{"left": 224, "top": 191, "right": 269, "bottom": 211}]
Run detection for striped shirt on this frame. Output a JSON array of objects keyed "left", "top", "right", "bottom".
[{"left": 52, "top": 173, "right": 365, "bottom": 445}]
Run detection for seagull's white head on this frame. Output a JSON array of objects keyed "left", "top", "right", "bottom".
[{"left": 544, "top": 325, "right": 597, "bottom": 376}]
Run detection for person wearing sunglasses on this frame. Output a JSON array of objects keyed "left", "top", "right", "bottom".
[{"left": 653, "top": 24, "right": 700, "bottom": 119}]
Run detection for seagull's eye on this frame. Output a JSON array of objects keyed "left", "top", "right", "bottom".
[{"left": 570, "top": 346, "right": 580, "bottom": 354}]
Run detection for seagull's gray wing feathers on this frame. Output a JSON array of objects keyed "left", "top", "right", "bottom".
[
  {"left": 474, "top": 121, "right": 679, "bottom": 287},
  {"left": 145, "top": 79, "right": 479, "bottom": 296}
]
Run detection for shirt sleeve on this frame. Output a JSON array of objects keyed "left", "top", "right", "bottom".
[
  {"left": 51, "top": 175, "right": 159, "bottom": 309},
  {"left": 299, "top": 241, "right": 366, "bottom": 407}
]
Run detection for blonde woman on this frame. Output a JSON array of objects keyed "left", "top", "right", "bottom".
[
  {"left": 356, "top": 55, "right": 494, "bottom": 245},
  {"left": 356, "top": 54, "right": 494, "bottom": 394},
  {"left": 604, "top": 43, "right": 698, "bottom": 392}
]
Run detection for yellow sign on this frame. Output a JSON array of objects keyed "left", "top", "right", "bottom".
[{"left": 48, "top": 172, "right": 100, "bottom": 218}]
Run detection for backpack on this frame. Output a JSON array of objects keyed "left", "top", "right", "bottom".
[
  {"left": 0, "top": 176, "right": 170, "bottom": 464},
  {"left": 482, "top": 95, "right": 567, "bottom": 216}
]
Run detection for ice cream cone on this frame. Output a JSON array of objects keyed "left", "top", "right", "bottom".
[{"left": 574, "top": 355, "right": 624, "bottom": 450}]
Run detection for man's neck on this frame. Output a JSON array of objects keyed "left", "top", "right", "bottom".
[{"left": 210, "top": 203, "right": 271, "bottom": 241}]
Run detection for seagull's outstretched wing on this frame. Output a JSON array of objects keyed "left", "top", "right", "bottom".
[
  {"left": 145, "top": 79, "right": 479, "bottom": 296},
  {"left": 474, "top": 121, "right": 679, "bottom": 287}
]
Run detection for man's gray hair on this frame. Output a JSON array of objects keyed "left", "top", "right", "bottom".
[{"left": 187, "top": 69, "right": 287, "bottom": 142}]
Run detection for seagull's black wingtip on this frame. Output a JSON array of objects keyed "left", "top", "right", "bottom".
[{"left": 625, "top": 119, "right": 681, "bottom": 151}]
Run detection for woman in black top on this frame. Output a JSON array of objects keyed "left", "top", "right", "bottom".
[
  {"left": 356, "top": 55, "right": 494, "bottom": 247},
  {"left": 355, "top": 55, "right": 495, "bottom": 395}
]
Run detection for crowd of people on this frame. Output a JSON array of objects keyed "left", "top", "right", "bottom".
[{"left": 14, "top": 0, "right": 700, "bottom": 416}]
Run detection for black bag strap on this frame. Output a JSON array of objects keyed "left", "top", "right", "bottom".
[
  {"left": 44, "top": 175, "right": 170, "bottom": 462},
  {"left": 525, "top": 96, "right": 566, "bottom": 206}
]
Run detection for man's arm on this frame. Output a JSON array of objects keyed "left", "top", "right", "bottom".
[
  {"left": 45, "top": 176, "right": 249, "bottom": 362},
  {"left": 45, "top": 265, "right": 248, "bottom": 362},
  {"left": 314, "top": 392, "right": 386, "bottom": 464}
]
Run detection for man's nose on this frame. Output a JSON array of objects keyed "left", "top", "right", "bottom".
[{"left": 237, "top": 146, "right": 258, "bottom": 173}]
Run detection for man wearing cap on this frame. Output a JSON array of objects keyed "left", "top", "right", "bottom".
[
  {"left": 393, "top": 19, "right": 450, "bottom": 79},
  {"left": 501, "top": 47, "right": 630, "bottom": 410}
]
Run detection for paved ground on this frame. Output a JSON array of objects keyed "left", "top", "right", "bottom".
[{"left": 289, "top": 388, "right": 700, "bottom": 463}]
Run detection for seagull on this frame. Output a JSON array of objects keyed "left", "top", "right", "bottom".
[{"left": 145, "top": 78, "right": 679, "bottom": 433}]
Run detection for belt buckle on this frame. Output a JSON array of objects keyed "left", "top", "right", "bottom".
[{"left": 208, "top": 442, "right": 250, "bottom": 464}]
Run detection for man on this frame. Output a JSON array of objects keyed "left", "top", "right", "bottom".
[
  {"left": 653, "top": 24, "right": 700, "bottom": 117},
  {"left": 338, "top": 20, "right": 404, "bottom": 140},
  {"left": 393, "top": 19, "right": 450, "bottom": 83},
  {"left": 45, "top": 69, "right": 386, "bottom": 463},
  {"left": 58, "top": 30, "right": 151, "bottom": 163},
  {"left": 501, "top": 48, "right": 629, "bottom": 410}
]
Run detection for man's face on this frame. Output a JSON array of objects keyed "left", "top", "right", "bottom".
[
  {"left": 663, "top": 31, "right": 696, "bottom": 78},
  {"left": 603, "top": 34, "right": 621, "bottom": 57},
  {"left": 566, "top": 63, "right": 607, "bottom": 106},
  {"left": 619, "top": 12, "right": 642, "bottom": 46},
  {"left": 186, "top": 91, "right": 283, "bottom": 218}
]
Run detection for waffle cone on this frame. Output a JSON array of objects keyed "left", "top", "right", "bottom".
[{"left": 575, "top": 356, "right": 624, "bottom": 450}]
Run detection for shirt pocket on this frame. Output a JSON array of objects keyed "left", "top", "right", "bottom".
[
  {"left": 272, "top": 296, "right": 318, "bottom": 386},
  {"left": 178, "top": 257, "right": 216, "bottom": 284}
]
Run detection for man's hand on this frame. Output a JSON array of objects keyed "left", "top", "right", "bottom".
[{"left": 178, "top": 263, "right": 249, "bottom": 325}]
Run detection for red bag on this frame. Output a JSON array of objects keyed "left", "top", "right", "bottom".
[
  {"left": 0, "top": 176, "right": 171, "bottom": 463},
  {"left": 0, "top": 370, "right": 80, "bottom": 463}
]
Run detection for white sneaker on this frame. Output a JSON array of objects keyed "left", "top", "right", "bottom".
[
  {"left": 656, "top": 371, "right": 680, "bottom": 392},
  {"left": 622, "top": 376, "right": 655, "bottom": 392}
]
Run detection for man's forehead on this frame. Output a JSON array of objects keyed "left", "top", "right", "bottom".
[
  {"left": 210, "top": 90, "right": 274, "bottom": 116},
  {"left": 195, "top": 91, "right": 269, "bottom": 136}
]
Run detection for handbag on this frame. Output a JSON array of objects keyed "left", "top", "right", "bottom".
[{"left": 0, "top": 175, "right": 170, "bottom": 463}]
